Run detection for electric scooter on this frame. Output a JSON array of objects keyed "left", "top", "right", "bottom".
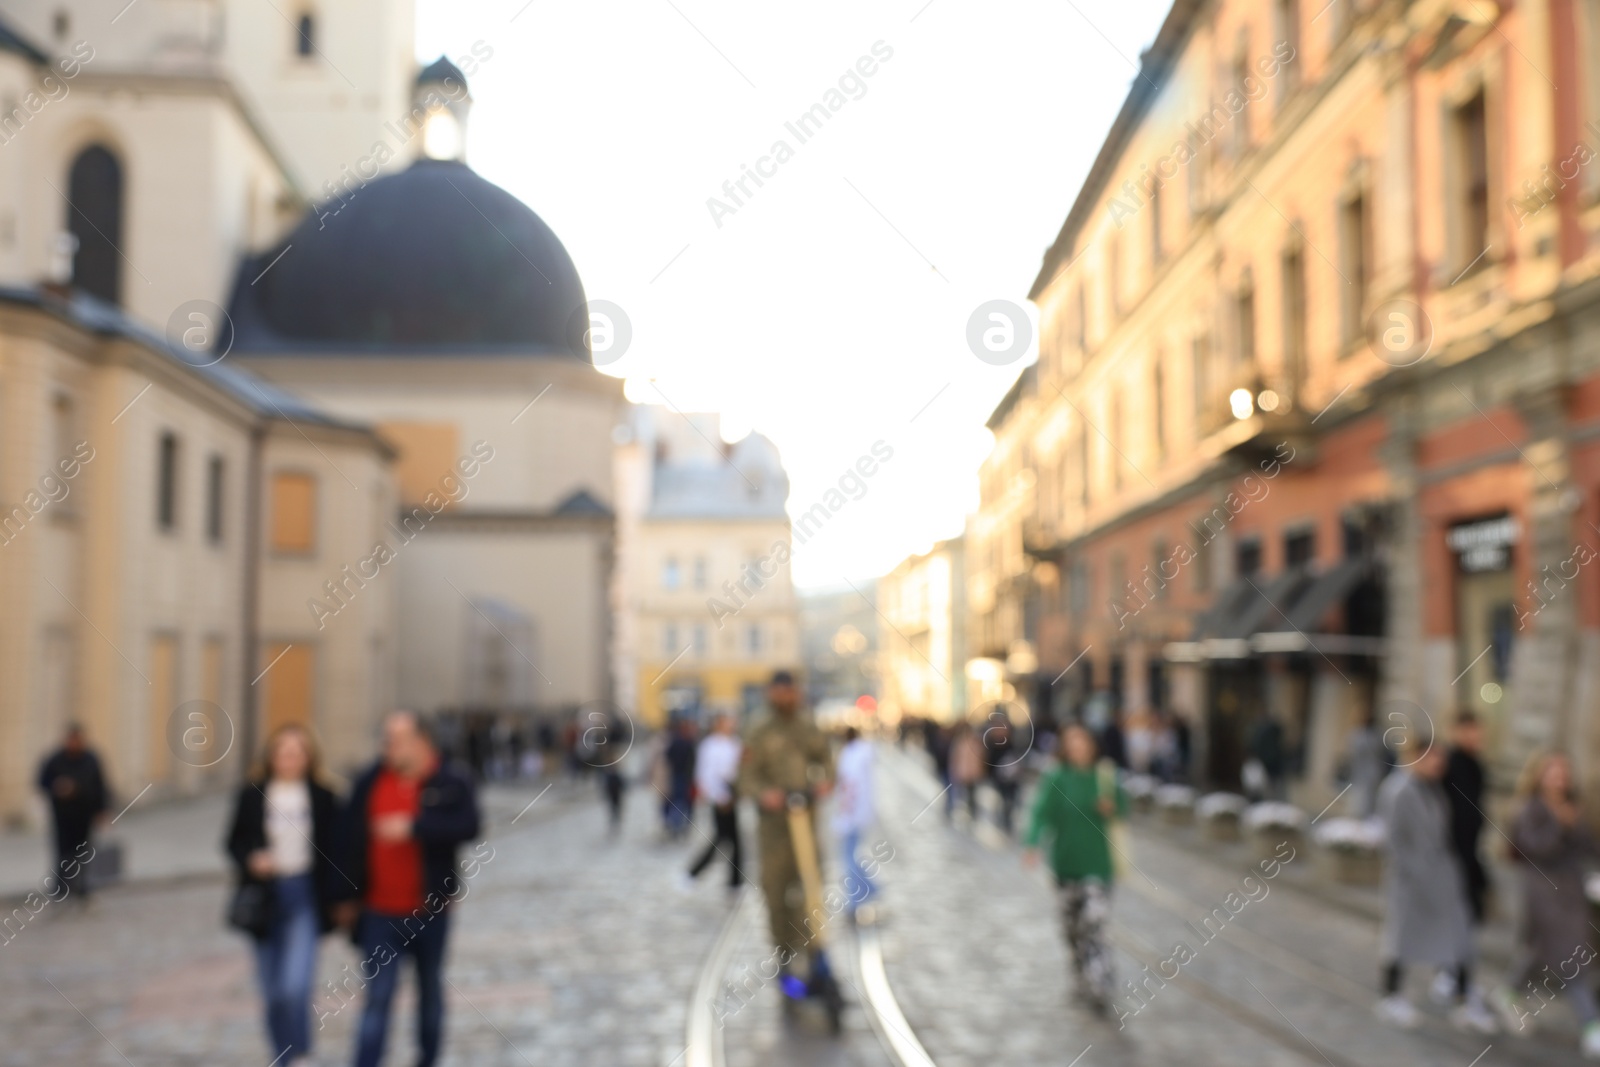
[{"left": 783, "top": 790, "right": 845, "bottom": 1034}]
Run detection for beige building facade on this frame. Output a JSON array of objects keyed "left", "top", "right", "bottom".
[
  {"left": 877, "top": 538, "right": 967, "bottom": 726},
  {"left": 973, "top": 0, "right": 1600, "bottom": 805},
  {"left": 0, "top": 289, "right": 394, "bottom": 827},
  {"left": 616, "top": 407, "right": 798, "bottom": 727}
]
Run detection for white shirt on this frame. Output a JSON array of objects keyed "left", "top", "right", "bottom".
[
  {"left": 695, "top": 733, "right": 743, "bottom": 806},
  {"left": 833, "top": 739, "right": 876, "bottom": 833},
  {"left": 264, "top": 779, "right": 313, "bottom": 877}
]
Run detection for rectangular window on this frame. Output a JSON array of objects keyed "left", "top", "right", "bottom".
[
  {"left": 148, "top": 634, "right": 179, "bottom": 781},
  {"left": 1339, "top": 192, "right": 1368, "bottom": 348},
  {"left": 1236, "top": 280, "right": 1257, "bottom": 371},
  {"left": 269, "top": 471, "right": 317, "bottom": 554},
  {"left": 1109, "top": 393, "right": 1123, "bottom": 492},
  {"left": 1188, "top": 133, "right": 1206, "bottom": 218},
  {"left": 1237, "top": 537, "right": 1263, "bottom": 577},
  {"left": 206, "top": 455, "right": 225, "bottom": 544},
  {"left": 664, "top": 623, "right": 680, "bottom": 656},
  {"left": 1281, "top": 248, "right": 1307, "bottom": 394},
  {"left": 1150, "top": 181, "right": 1163, "bottom": 267},
  {"left": 693, "top": 624, "right": 708, "bottom": 656},
  {"left": 262, "top": 642, "right": 315, "bottom": 735},
  {"left": 1453, "top": 91, "right": 1490, "bottom": 275},
  {"left": 692, "top": 556, "right": 707, "bottom": 590},
  {"left": 1285, "top": 528, "right": 1316, "bottom": 568},
  {"left": 746, "top": 623, "right": 762, "bottom": 655},
  {"left": 1232, "top": 55, "right": 1251, "bottom": 156},
  {"left": 1192, "top": 334, "right": 1213, "bottom": 422},
  {"left": 662, "top": 557, "right": 681, "bottom": 590},
  {"left": 198, "top": 636, "right": 225, "bottom": 767},
  {"left": 1074, "top": 283, "right": 1087, "bottom": 351},
  {"left": 1276, "top": 0, "right": 1301, "bottom": 99},
  {"left": 1153, "top": 357, "right": 1166, "bottom": 460},
  {"left": 1108, "top": 238, "right": 1122, "bottom": 316},
  {"left": 1078, "top": 423, "right": 1091, "bottom": 510},
  {"left": 157, "top": 432, "right": 179, "bottom": 530},
  {"left": 1342, "top": 516, "right": 1369, "bottom": 558},
  {"left": 53, "top": 394, "right": 78, "bottom": 515}
]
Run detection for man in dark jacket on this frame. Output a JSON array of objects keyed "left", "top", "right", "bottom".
[
  {"left": 1442, "top": 711, "right": 1489, "bottom": 923},
  {"left": 337, "top": 711, "right": 481, "bottom": 1067},
  {"left": 36, "top": 724, "right": 107, "bottom": 900}
]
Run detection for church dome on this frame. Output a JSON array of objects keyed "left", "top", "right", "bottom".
[{"left": 227, "top": 159, "right": 590, "bottom": 357}]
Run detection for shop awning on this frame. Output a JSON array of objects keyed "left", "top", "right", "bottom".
[
  {"left": 1273, "top": 558, "right": 1370, "bottom": 634},
  {"left": 1193, "top": 570, "right": 1313, "bottom": 641}
]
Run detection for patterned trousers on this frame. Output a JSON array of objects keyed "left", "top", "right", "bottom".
[{"left": 1058, "top": 879, "right": 1114, "bottom": 1005}]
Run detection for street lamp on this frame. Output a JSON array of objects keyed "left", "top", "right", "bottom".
[{"left": 1229, "top": 387, "right": 1254, "bottom": 420}]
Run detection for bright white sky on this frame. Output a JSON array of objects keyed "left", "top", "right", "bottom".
[{"left": 415, "top": 0, "right": 1172, "bottom": 589}]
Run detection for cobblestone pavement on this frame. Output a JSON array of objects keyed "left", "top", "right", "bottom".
[
  {"left": 717, "top": 891, "right": 895, "bottom": 1067},
  {"left": 6, "top": 748, "right": 1595, "bottom": 1067},
  {"left": 0, "top": 776, "right": 729, "bottom": 1067},
  {"left": 871, "top": 745, "right": 1586, "bottom": 1067}
]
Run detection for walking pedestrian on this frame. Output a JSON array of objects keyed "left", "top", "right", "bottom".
[
  {"left": 926, "top": 723, "right": 952, "bottom": 812},
  {"left": 685, "top": 713, "right": 743, "bottom": 890},
  {"left": 225, "top": 724, "right": 342, "bottom": 1067},
  {"left": 336, "top": 711, "right": 482, "bottom": 1067},
  {"left": 36, "top": 723, "right": 107, "bottom": 902},
  {"left": 1491, "top": 751, "right": 1600, "bottom": 1057},
  {"left": 1442, "top": 712, "right": 1490, "bottom": 923},
  {"left": 1023, "top": 724, "right": 1126, "bottom": 1015},
  {"left": 592, "top": 715, "right": 629, "bottom": 833},
  {"left": 983, "top": 718, "right": 1023, "bottom": 834},
  {"left": 664, "top": 717, "right": 698, "bottom": 839},
  {"left": 737, "top": 670, "right": 834, "bottom": 990},
  {"left": 1373, "top": 739, "right": 1498, "bottom": 1033},
  {"left": 948, "top": 723, "right": 984, "bottom": 822},
  {"left": 834, "top": 727, "right": 879, "bottom": 916}
]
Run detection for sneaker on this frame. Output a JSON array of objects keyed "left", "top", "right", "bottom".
[
  {"left": 1374, "top": 995, "right": 1421, "bottom": 1029},
  {"left": 1430, "top": 969, "right": 1458, "bottom": 1006},
  {"left": 1489, "top": 986, "right": 1534, "bottom": 1035},
  {"left": 1583, "top": 1021, "right": 1600, "bottom": 1060},
  {"left": 1451, "top": 994, "right": 1500, "bottom": 1035}
]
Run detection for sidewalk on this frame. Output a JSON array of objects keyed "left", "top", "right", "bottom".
[
  {"left": 0, "top": 789, "right": 232, "bottom": 898},
  {"left": 0, "top": 774, "right": 585, "bottom": 900}
]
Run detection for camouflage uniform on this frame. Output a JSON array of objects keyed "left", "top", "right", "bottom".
[{"left": 737, "top": 706, "right": 834, "bottom": 960}]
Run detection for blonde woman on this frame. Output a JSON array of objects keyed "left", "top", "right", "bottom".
[
  {"left": 225, "top": 725, "right": 342, "bottom": 1067},
  {"left": 1493, "top": 751, "right": 1600, "bottom": 1058}
]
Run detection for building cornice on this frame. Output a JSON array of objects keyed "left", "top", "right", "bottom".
[{"left": 73, "top": 69, "right": 306, "bottom": 202}]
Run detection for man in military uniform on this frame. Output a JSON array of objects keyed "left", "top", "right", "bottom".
[{"left": 738, "top": 669, "right": 834, "bottom": 970}]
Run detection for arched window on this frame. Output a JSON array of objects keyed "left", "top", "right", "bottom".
[
  {"left": 296, "top": 13, "right": 315, "bottom": 57},
  {"left": 66, "top": 144, "right": 123, "bottom": 305}
]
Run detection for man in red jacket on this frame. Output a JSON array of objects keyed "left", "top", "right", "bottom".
[{"left": 337, "top": 712, "right": 481, "bottom": 1067}]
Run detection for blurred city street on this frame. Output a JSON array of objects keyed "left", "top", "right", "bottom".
[
  {"left": 4, "top": 742, "right": 1591, "bottom": 1066},
  {"left": 7, "top": 0, "right": 1600, "bottom": 1063}
]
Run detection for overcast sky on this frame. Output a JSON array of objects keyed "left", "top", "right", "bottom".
[{"left": 415, "top": 0, "right": 1172, "bottom": 589}]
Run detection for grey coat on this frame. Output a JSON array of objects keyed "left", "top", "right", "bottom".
[
  {"left": 1510, "top": 797, "right": 1597, "bottom": 977},
  {"left": 1378, "top": 769, "right": 1475, "bottom": 965}
]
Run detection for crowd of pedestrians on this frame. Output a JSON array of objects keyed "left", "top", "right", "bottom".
[{"left": 32, "top": 685, "right": 1600, "bottom": 1063}]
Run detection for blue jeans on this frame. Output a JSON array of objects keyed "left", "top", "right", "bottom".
[
  {"left": 354, "top": 908, "right": 452, "bottom": 1067},
  {"left": 254, "top": 873, "right": 319, "bottom": 1061},
  {"left": 839, "top": 829, "right": 878, "bottom": 912}
]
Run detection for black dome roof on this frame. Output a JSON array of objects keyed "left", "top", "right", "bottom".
[{"left": 228, "top": 160, "right": 590, "bottom": 357}]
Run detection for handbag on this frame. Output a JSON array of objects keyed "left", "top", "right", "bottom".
[
  {"left": 83, "top": 839, "right": 123, "bottom": 890},
  {"left": 1096, "top": 758, "right": 1132, "bottom": 879},
  {"left": 227, "top": 881, "right": 276, "bottom": 938}
]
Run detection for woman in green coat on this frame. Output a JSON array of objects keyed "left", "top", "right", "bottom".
[{"left": 1023, "top": 723, "right": 1127, "bottom": 1013}]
